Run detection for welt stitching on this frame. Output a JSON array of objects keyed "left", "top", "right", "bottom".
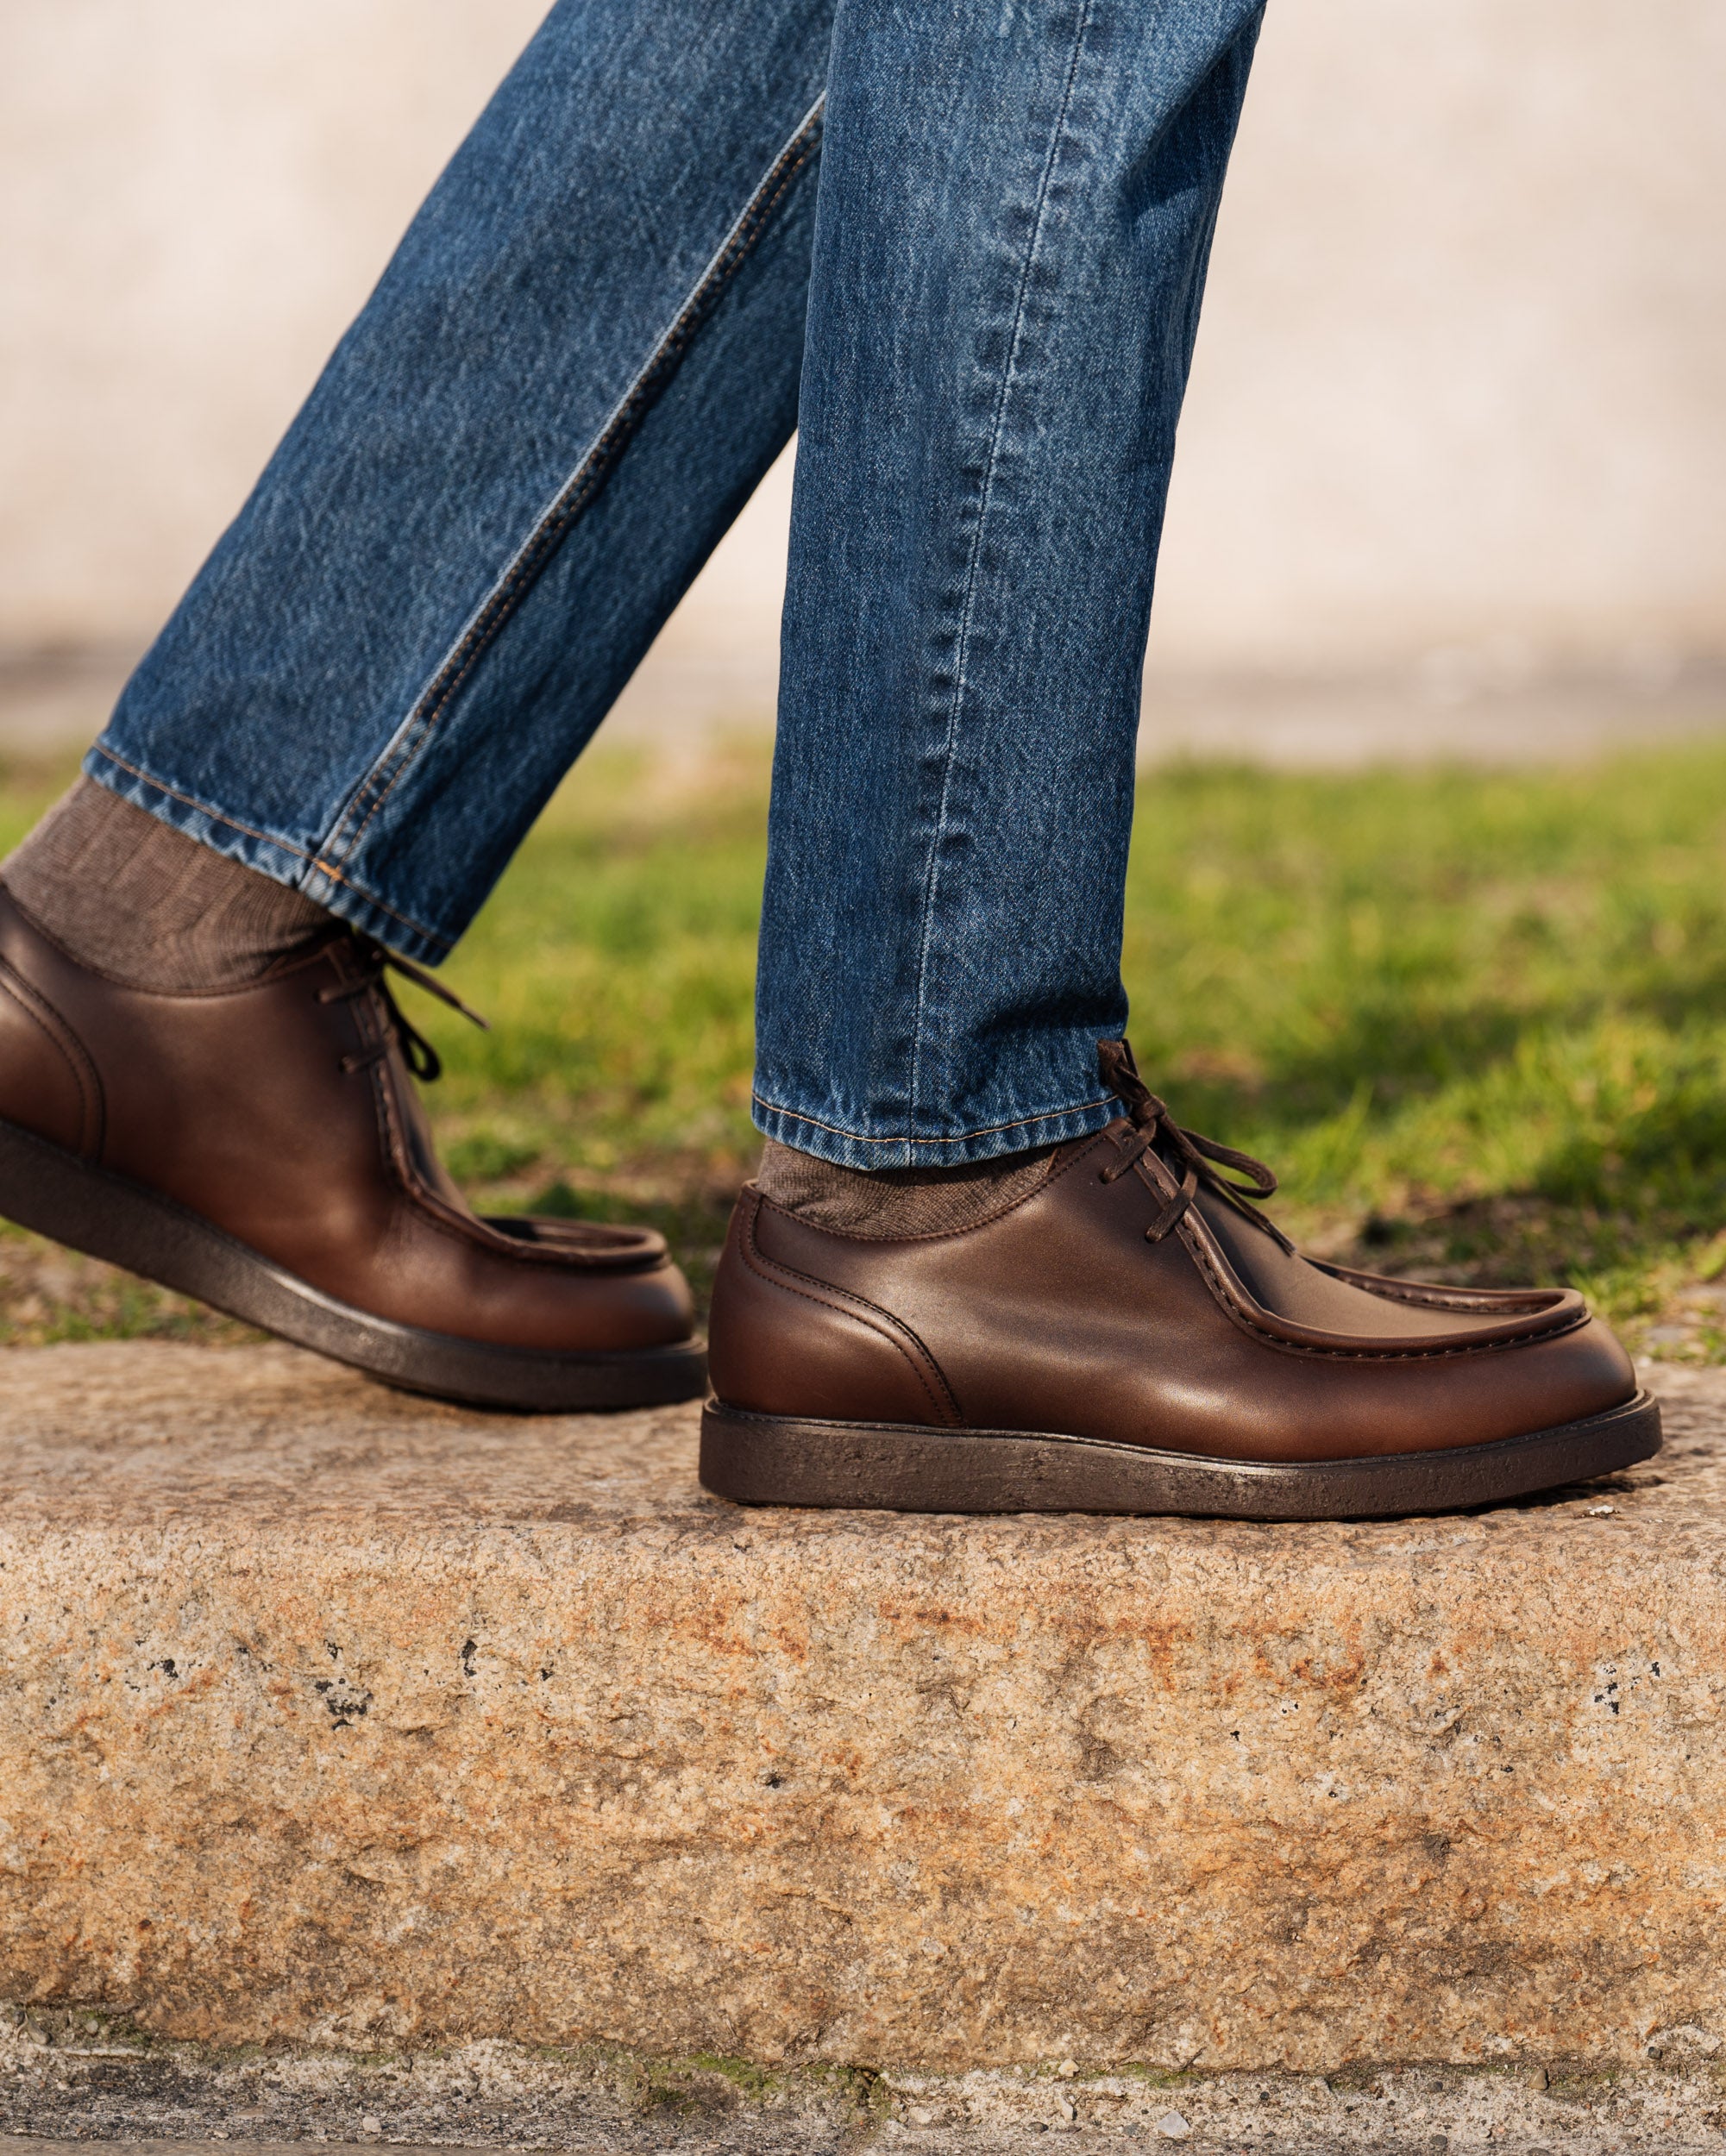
[
  {"left": 1174, "top": 1218, "right": 1585, "bottom": 1363},
  {"left": 744, "top": 1211, "right": 960, "bottom": 1423},
  {"left": 905, "top": 0, "right": 1093, "bottom": 1137},
  {"left": 316, "top": 99, "right": 825, "bottom": 880},
  {"left": 754, "top": 1090, "right": 1114, "bottom": 1148}
]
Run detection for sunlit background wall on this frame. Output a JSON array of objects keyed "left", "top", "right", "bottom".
[{"left": 3, "top": 0, "right": 1723, "bottom": 762}]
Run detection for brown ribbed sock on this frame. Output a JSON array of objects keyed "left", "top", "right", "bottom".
[
  {"left": 3, "top": 777, "right": 334, "bottom": 993},
  {"left": 755, "top": 1135, "right": 1057, "bottom": 1237}
]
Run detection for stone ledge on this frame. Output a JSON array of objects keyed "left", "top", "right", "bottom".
[
  {"left": 2, "top": 1345, "right": 1723, "bottom": 2083},
  {"left": 3, "top": 2030, "right": 1726, "bottom": 2153}
]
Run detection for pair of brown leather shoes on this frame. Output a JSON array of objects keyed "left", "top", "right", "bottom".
[{"left": 0, "top": 890, "right": 1658, "bottom": 1515}]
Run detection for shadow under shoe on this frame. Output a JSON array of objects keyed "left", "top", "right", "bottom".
[
  {"left": 701, "top": 1040, "right": 1657, "bottom": 1518},
  {"left": 0, "top": 888, "right": 704, "bottom": 1408}
]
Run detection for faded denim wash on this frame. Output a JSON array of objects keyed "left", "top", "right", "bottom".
[{"left": 89, "top": 0, "right": 1265, "bottom": 1168}]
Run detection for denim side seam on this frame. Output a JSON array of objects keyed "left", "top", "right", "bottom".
[
  {"left": 902, "top": 0, "right": 1094, "bottom": 1145},
  {"left": 308, "top": 95, "right": 827, "bottom": 894}
]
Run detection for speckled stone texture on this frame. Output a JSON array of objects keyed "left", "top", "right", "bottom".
[{"left": 1, "top": 1345, "right": 1723, "bottom": 2077}]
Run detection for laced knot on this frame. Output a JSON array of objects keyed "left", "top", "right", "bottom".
[
  {"left": 319, "top": 939, "right": 488, "bottom": 1082},
  {"left": 1095, "top": 1037, "right": 1289, "bottom": 1250}
]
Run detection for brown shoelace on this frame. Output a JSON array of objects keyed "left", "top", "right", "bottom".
[
  {"left": 1096, "top": 1037, "right": 1290, "bottom": 1250},
  {"left": 317, "top": 939, "right": 488, "bottom": 1082}
]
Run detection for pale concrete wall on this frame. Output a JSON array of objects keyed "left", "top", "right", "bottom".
[
  {"left": 3, "top": 0, "right": 1722, "bottom": 685},
  {"left": 0, "top": 1, "right": 549, "bottom": 651},
  {"left": 1153, "top": 0, "right": 1726, "bottom": 681}
]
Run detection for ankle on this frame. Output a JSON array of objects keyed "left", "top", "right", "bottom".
[
  {"left": 755, "top": 1136, "right": 1056, "bottom": 1236},
  {"left": 3, "top": 779, "right": 332, "bottom": 993}
]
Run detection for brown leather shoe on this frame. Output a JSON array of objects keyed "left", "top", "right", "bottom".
[
  {"left": 0, "top": 888, "right": 704, "bottom": 1409},
  {"left": 702, "top": 1042, "right": 1658, "bottom": 1518}
]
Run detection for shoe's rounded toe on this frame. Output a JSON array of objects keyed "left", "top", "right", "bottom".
[{"left": 1472, "top": 1307, "right": 1640, "bottom": 1445}]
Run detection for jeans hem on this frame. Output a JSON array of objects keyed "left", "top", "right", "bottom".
[
  {"left": 751, "top": 1090, "right": 1120, "bottom": 1169},
  {"left": 83, "top": 745, "right": 455, "bottom": 964}
]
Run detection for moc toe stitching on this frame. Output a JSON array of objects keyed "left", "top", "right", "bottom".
[
  {"left": 1313, "top": 1265, "right": 1580, "bottom": 1316},
  {"left": 1173, "top": 1217, "right": 1591, "bottom": 1362}
]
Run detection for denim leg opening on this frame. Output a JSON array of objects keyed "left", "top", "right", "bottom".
[
  {"left": 752, "top": 1090, "right": 1121, "bottom": 1172},
  {"left": 80, "top": 743, "right": 452, "bottom": 960}
]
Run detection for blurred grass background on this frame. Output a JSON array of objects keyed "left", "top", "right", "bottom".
[{"left": 2, "top": 734, "right": 1724, "bottom": 1358}]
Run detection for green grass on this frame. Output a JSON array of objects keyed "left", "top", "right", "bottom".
[{"left": 2, "top": 732, "right": 1724, "bottom": 1350}]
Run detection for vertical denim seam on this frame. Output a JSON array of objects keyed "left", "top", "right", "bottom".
[
  {"left": 310, "top": 92, "right": 826, "bottom": 884},
  {"left": 903, "top": 0, "right": 1094, "bottom": 1144}
]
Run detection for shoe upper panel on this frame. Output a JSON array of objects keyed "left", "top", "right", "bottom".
[
  {"left": 743, "top": 1135, "right": 1637, "bottom": 1461},
  {"left": 0, "top": 896, "right": 694, "bottom": 1351}
]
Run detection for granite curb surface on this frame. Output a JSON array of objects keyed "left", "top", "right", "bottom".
[{"left": 2, "top": 1345, "right": 1723, "bottom": 2098}]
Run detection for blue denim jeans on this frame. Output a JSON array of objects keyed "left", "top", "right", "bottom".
[{"left": 89, "top": 0, "right": 1263, "bottom": 1167}]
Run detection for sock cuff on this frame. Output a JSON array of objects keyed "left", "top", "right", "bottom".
[
  {"left": 755, "top": 1135, "right": 1058, "bottom": 1236},
  {"left": 3, "top": 777, "right": 333, "bottom": 993}
]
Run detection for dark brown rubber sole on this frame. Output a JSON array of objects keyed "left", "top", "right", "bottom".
[
  {"left": 0, "top": 1114, "right": 707, "bottom": 1412},
  {"left": 700, "top": 1390, "right": 1662, "bottom": 1520}
]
